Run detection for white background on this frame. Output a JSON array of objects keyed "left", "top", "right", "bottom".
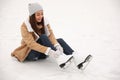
[{"left": 0, "top": 0, "right": 120, "bottom": 80}]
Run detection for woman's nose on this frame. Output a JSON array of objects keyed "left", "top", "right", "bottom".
[{"left": 40, "top": 15, "right": 43, "bottom": 18}]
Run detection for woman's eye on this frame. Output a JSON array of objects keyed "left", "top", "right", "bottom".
[{"left": 37, "top": 14, "right": 40, "bottom": 16}]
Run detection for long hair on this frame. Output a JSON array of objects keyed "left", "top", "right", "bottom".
[{"left": 29, "top": 14, "right": 45, "bottom": 35}]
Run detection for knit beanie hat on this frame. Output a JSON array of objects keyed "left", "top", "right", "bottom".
[{"left": 28, "top": 3, "right": 43, "bottom": 16}]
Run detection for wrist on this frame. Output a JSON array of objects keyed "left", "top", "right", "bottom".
[
  {"left": 45, "top": 47, "right": 51, "bottom": 55},
  {"left": 54, "top": 43, "right": 59, "bottom": 48}
]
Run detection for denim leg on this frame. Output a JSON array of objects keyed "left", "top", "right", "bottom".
[
  {"left": 26, "top": 34, "right": 56, "bottom": 61},
  {"left": 57, "top": 38, "right": 74, "bottom": 55},
  {"left": 26, "top": 50, "right": 47, "bottom": 61},
  {"left": 37, "top": 34, "right": 56, "bottom": 50}
]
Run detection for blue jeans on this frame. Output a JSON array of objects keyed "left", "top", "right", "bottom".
[{"left": 26, "top": 34, "right": 74, "bottom": 61}]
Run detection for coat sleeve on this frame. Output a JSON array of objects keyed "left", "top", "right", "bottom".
[
  {"left": 21, "top": 23, "right": 48, "bottom": 53},
  {"left": 47, "top": 24, "right": 58, "bottom": 45}
]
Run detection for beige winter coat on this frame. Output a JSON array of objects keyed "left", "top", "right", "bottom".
[{"left": 11, "top": 22, "right": 58, "bottom": 62}]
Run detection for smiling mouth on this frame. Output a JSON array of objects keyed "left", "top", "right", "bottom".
[{"left": 37, "top": 19, "right": 42, "bottom": 22}]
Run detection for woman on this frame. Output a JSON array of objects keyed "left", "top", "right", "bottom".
[{"left": 11, "top": 3, "right": 92, "bottom": 70}]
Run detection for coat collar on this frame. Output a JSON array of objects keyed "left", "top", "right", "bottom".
[{"left": 24, "top": 17, "right": 50, "bottom": 39}]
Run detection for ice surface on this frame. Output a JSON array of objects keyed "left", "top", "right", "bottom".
[{"left": 0, "top": 0, "right": 120, "bottom": 80}]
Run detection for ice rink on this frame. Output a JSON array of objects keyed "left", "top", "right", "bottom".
[{"left": 0, "top": 0, "right": 120, "bottom": 80}]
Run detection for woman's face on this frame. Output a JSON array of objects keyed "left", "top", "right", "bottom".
[{"left": 35, "top": 10, "right": 43, "bottom": 22}]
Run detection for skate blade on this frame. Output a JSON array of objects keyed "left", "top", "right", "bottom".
[
  {"left": 81, "top": 55, "right": 93, "bottom": 70},
  {"left": 59, "top": 56, "right": 73, "bottom": 69}
]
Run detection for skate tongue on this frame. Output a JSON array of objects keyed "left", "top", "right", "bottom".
[{"left": 59, "top": 56, "right": 73, "bottom": 69}]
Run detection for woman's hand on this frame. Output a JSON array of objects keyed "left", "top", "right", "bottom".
[{"left": 54, "top": 43, "right": 63, "bottom": 52}]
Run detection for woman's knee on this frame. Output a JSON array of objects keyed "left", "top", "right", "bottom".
[
  {"left": 57, "top": 38, "right": 65, "bottom": 44},
  {"left": 37, "top": 34, "right": 48, "bottom": 43},
  {"left": 57, "top": 38, "right": 63, "bottom": 42},
  {"left": 40, "top": 34, "right": 48, "bottom": 39}
]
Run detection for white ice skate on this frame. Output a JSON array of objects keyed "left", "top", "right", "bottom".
[
  {"left": 56, "top": 54, "right": 74, "bottom": 69},
  {"left": 77, "top": 54, "right": 93, "bottom": 70},
  {"left": 73, "top": 52, "right": 93, "bottom": 70},
  {"left": 46, "top": 48, "right": 74, "bottom": 69}
]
